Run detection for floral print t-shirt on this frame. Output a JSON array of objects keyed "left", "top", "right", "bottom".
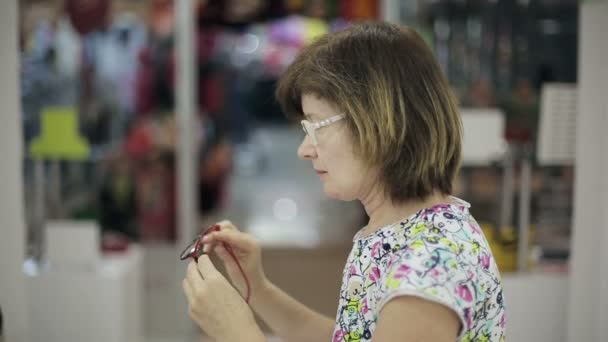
[{"left": 332, "top": 197, "right": 505, "bottom": 341}]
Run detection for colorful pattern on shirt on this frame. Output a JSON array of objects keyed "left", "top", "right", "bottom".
[{"left": 332, "top": 198, "right": 506, "bottom": 341}]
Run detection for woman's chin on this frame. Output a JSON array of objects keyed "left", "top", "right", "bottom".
[
  {"left": 322, "top": 185, "right": 340, "bottom": 200},
  {"left": 322, "top": 185, "right": 354, "bottom": 201}
]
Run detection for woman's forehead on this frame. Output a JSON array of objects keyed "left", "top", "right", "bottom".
[{"left": 301, "top": 94, "right": 340, "bottom": 119}]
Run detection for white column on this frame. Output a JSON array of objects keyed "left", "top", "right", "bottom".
[
  {"left": 381, "top": 0, "right": 401, "bottom": 23},
  {"left": 175, "top": 0, "right": 198, "bottom": 248},
  {"left": 0, "top": 0, "right": 29, "bottom": 341},
  {"left": 568, "top": 1, "right": 608, "bottom": 341},
  {"left": 172, "top": 0, "right": 199, "bottom": 336}
]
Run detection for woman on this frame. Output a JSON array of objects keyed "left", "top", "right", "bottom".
[{"left": 182, "top": 21, "right": 506, "bottom": 342}]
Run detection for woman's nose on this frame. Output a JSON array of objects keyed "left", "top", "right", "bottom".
[{"left": 297, "top": 135, "right": 317, "bottom": 160}]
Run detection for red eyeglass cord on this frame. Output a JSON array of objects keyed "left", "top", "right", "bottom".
[{"left": 194, "top": 225, "right": 251, "bottom": 304}]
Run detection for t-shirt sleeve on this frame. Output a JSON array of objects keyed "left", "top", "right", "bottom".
[{"left": 377, "top": 234, "right": 476, "bottom": 339}]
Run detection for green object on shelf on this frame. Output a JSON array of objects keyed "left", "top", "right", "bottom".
[{"left": 29, "top": 107, "right": 90, "bottom": 160}]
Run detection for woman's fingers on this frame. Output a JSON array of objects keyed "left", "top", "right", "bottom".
[
  {"left": 186, "top": 260, "right": 205, "bottom": 288},
  {"left": 202, "top": 241, "right": 216, "bottom": 254},
  {"left": 182, "top": 277, "right": 194, "bottom": 302},
  {"left": 213, "top": 245, "right": 231, "bottom": 262},
  {"left": 196, "top": 255, "right": 219, "bottom": 279},
  {"left": 201, "top": 220, "right": 238, "bottom": 235},
  {"left": 214, "top": 244, "right": 229, "bottom": 256},
  {"left": 202, "top": 228, "right": 254, "bottom": 251},
  {"left": 216, "top": 220, "right": 238, "bottom": 231}
]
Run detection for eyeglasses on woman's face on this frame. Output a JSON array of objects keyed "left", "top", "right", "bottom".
[{"left": 300, "top": 113, "right": 346, "bottom": 146}]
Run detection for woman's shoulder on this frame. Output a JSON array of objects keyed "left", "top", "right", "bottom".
[
  {"left": 389, "top": 199, "right": 495, "bottom": 271},
  {"left": 353, "top": 196, "right": 497, "bottom": 276},
  {"left": 373, "top": 198, "right": 505, "bottom": 340},
  {"left": 395, "top": 197, "right": 476, "bottom": 238}
]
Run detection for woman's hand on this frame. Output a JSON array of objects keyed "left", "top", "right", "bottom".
[
  {"left": 183, "top": 257, "right": 263, "bottom": 342},
  {"left": 200, "top": 220, "right": 268, "bottom": 300}
]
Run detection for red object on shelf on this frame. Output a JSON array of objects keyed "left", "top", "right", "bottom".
[
  {"left": 124, "top": 120, "right": 153, "bottom": 159},
  {"left": 65, "top": 0, "right": 110, "bottom": 35},
  {"left": 339, "top": 0, "right": 379, "bottom": 21},
  {"left": 101, "top": 233, "right": 130, "bottom": 253}
]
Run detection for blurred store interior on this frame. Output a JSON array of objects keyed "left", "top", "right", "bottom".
[{"left": 1, "top": 0, "right": 607, "bottom": 341}]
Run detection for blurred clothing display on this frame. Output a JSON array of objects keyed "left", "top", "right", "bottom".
[
  {"left": 17, "top": 0, "right": 575, "bottom": 263},
  {"left": 99, "top": 156, "right": 138, "bottom": 240},
  {"left": 501, "top": 79, "right": 540, "bottom": 144},
  {"left": 94, "top": 13, "right": 148, "bottom": 116},
  {"left": 20, "top": 50, "right": 76, "bottom": 143},
  {"left": 53, "top": 19, "right": 81, "bottom": 79},
  {"left": 125, "top": 116, "right": 177, "bottom": 241}
]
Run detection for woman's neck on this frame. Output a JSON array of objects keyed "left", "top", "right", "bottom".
[{"left": 359, "top": 189, "right": 452, "bottom": 237}]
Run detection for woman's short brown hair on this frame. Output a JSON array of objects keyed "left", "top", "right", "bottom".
[{"left": 275, "top": 21, "right": 462, "bottom": 203}]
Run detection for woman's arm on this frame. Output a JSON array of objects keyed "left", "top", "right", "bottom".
[
  {"left": 250, "top": 280, "right": 335, "bottom": 342},
  {"left": 372, "top": 296, "right": 461, "bottom": 341},
  {"left": 199, "top": 223, "right": 335, "bottom": 341}
]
